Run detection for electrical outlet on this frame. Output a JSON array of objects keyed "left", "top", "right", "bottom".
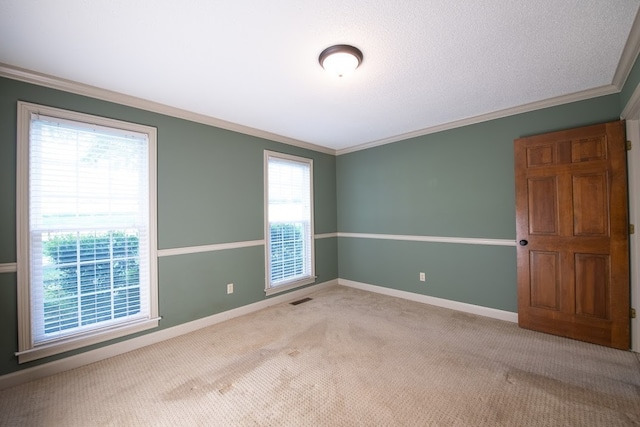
[
  {"left": 419, "top": 272, "right": 426, "bottom": 282},
  {"left": 227, "top": 283, "right": 234, "bottom": 294}
]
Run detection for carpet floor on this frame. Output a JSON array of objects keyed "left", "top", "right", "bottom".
[{"left": 0, "top": 285, "right": 639, "bottom": 426}]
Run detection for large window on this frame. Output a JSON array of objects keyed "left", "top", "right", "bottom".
[
  {"left": 264, "top": 151, "right": 315, "bottom": 295},
  {"left": 16, "top": 102, "right": 158, "bottom": 363}
]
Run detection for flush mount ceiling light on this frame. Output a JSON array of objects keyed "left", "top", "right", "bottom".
[{"left": 319, "top": 44, "right": 363, "bottom": 77}]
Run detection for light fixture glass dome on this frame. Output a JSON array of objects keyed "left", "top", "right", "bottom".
[{"left": 319, "top": 45, "right": 363, "bottom": 77}]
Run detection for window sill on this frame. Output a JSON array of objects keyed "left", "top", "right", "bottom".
[
  {"left": 16, "top": 317, "right": 160, "bottom": 364},
  {"left": 265, "top": 277, "right": 316, "bottom": 297}
]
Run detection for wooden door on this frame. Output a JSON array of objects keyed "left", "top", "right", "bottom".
[{"left": 514, "top": 120, "right": 630, "bottom": 350}]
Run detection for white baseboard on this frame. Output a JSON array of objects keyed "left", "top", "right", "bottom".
[
  {"left": 338, "top": 279, "right": 518, "bottom": 323},
  {"left": 0, "top": 279, "right": 337, "bottom": 390}
]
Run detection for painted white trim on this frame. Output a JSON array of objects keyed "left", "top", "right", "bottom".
[
  {"left": 0, "top": 263, "right": 17, "bottom": 274},
  {"left": 0, "top": 63, "right": 335, "bottom": 156},
  {"left": 339, "top": 279, "right": 518, "bottom": 323},
  {"left": 264, "top": 278, "right": 317, "bottom": 297},
  {"left": 157, "top": 239, "right": 264, "bottom": 257},
  {"left": 16, "top": 102, "right": 30, "bottom": 361},
  {"left": 625, "top": 119, "right": 640, "bottom": 354},
  {"left": 337, "top": 85, "right": 619, "bottom": 155},
  {"left": 621, "top": 80, "right": 640, "bottom": 120},
  {"left": 0, "top": 64, "right": 625, "bottom": 158},
  {"left": 315, "top": 232, "right": 338, "bottom": 239},
  {"left": 337, "top": 232, "right": 516, "bottom": 247},
  {"left": 612, "top": 8, "right": 640, "bottom": 89},
  {"left": 148, "top": 126, "right": 159, "bottom": 332},
  {"left": 139, "top": 233, "right": 336, "bottom": 259},
  {"left": 0, "top": 279, "right": 337, "bottom": 390},
  {"left": 15, "top": 101, "right": 160, "bottom": 363},
  {"left": 16, "top": 318, "right": 160, "bottom": 364},
  {"left": 263, "top": 151, "right": 315, "bottom": 294}
]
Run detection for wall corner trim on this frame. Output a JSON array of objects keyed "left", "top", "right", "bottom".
[
  {"left": 0, "top": 279, "right": 337, "bottom": 390},
  {"left": 338, "top": 279, "right": 518, "bottom": 323}
]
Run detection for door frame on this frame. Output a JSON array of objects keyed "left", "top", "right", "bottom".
[{"left": 621, "top": 91, "right": 640, "bottom": 353}]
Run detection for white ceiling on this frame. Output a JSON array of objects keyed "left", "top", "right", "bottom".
[{"left": 1, "top": 1, "right": 640, "bottom": 154}]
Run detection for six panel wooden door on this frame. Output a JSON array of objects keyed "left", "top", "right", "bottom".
[{"left": 514, "top": 120, "right": 630, "bottom": 349}]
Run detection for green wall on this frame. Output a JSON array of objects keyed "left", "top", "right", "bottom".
[
  {"left": 0, "top": 77, "right": 338, "bottom": 376},
  {"left": 336, "top": 94, "right": 622, "bottom": 312}
]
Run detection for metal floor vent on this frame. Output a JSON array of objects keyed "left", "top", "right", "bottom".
[{"left": 290, "top": 297, "right": 313, "bottom": 306}]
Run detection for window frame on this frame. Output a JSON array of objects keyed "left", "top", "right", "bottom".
[
  {"left": 264, "top": 150, "right": 315, "bottom": 296},
  {"left": 16, "top": 101, "right": 159, "bottom": 363}
]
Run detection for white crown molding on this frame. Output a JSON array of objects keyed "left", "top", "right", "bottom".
[
  {"left": 1, "top": 57, "right": 633, "bottom": 159},
  {"left": 157, "top": 239, "right": 265, "bottom": 257},
  {"left": 0, "top": 63, "right": 336, "bottom": 156},
  {"left": 612, "top": 8, "right": 640, "bottom": 89},
  {"left": 337, "top": 232, "right": 516, "bottom": 247},
  {"left": 337, "top": 84, "right": 620, "bottom": 155},
  {"left": 339, "top": 279, "right": 518, "bottom": 323},
  {"left": 0, "top": 279, "right": 338, "bottom": 390},
  {"left": 0, "top": 263, "right": 17, "bottom": 274}
]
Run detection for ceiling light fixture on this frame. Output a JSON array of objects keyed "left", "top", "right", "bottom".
[{"left": 319, "top": 44, "right": 363, "bottom": 77}]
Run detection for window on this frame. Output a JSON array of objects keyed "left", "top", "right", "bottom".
[
  {"left": 16, "top": 102, "right": 158, "bottom": 363},
  {"left": 264, "top": 151, "right": 315, "bottom": 295}
]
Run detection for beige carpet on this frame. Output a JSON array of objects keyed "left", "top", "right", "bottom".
[{"left": 1, "top": 285, "right": 639, "bottom": 426}]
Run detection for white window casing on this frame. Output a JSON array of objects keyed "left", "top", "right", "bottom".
[
  {"left": 264, "top": 151, "right": 315, "bottom": 296},
  {"left": 16, "top": 101, "right": 159, "bottom": 363}
]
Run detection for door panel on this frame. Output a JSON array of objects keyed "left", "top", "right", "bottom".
[
  {"left": 530, "top": 251, "right": 560, "bottom": 310},
  {"left": 572, "top": 136, "right": 607, "bottom": 162},
  {"left": 528, "top": 177, "right": 558, "bottom": 235},
  {"left": 575, "top": 254, "right": 609, "bottom": 319},
  {"left": 572, "top": 173, "right": 609, "bottom": 236},
  {"left": 514, "top": 120, "right": 630, "bottom": 349},
  {"left": 527, "top": 144, "right": 555, "bottom": 167}
]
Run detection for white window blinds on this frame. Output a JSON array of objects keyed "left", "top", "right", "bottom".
[
  {"left": 17, "top": 104, "right": 158, "bottom": 359},
  {"left": 265, "top": 152, "right": 314, "bottom": 292}
]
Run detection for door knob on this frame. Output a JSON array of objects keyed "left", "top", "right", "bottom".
[{"left": 519, "top": 240, "right": 528, "bottom": 246}]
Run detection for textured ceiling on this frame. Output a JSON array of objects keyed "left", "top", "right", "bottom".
[{"left": 1, "top": 1, "right": 639, "bottom": 153}]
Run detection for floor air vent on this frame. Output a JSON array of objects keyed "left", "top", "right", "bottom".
[{"left": 290, "top": 297, "right": 312, "bottom": 306}]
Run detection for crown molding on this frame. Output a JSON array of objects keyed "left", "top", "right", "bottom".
[
  {"left": 336, "top": 84, "right": 619, "bottom": 155},
  {"left": 0, "top": 59, "right": 632, "bottom": 159},
  {"left": 0, "top": 63, "right": 336, "bottom": 156},
  {"left": 612, "top": 8, "right": 640, "bottom": 89}
]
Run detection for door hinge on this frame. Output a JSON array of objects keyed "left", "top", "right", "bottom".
[
  {"left": 632, "top": 308, "right": 637, "bottom": 319},
  {"left": 627, "top": 140, "right": 632, "bottom": 151},
  {"left": 630, "top": 224, "right": 635, "bottom": 234}
]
